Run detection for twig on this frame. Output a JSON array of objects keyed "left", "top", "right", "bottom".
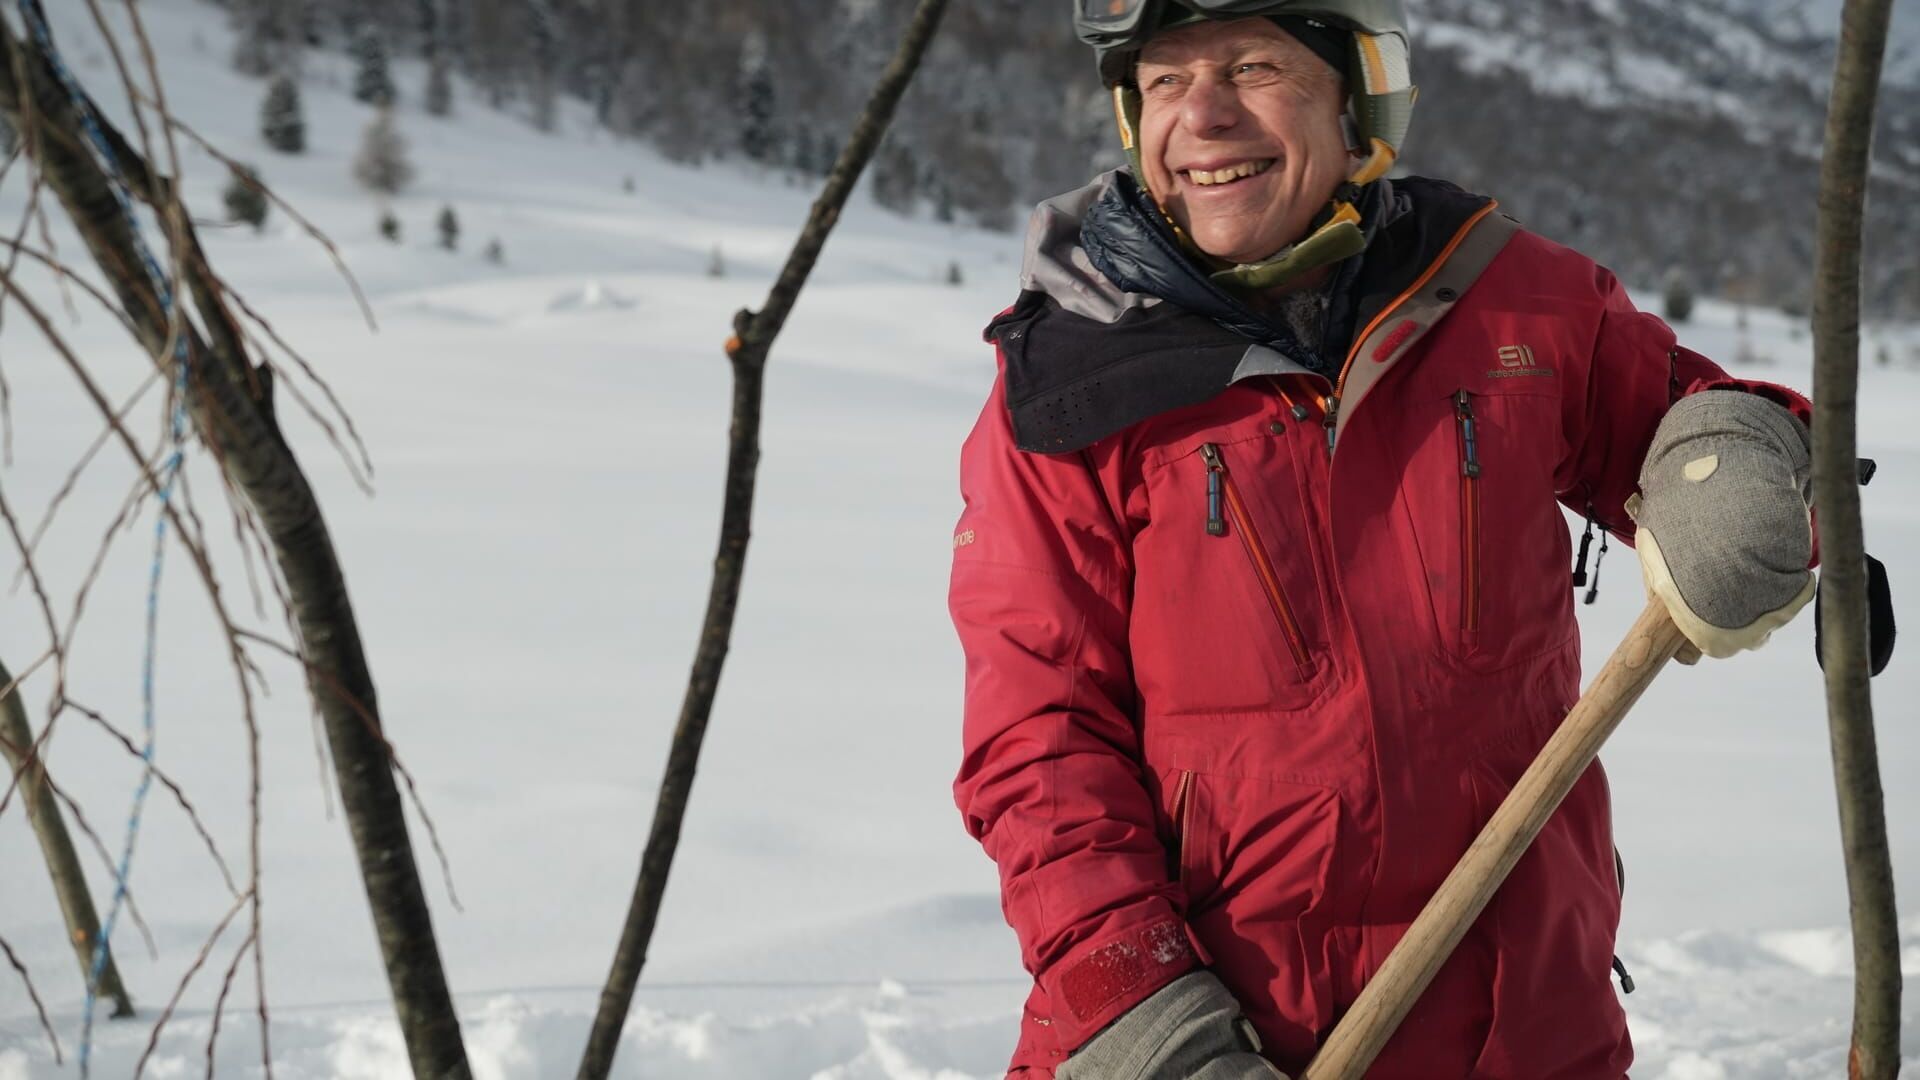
[
  {"left": 205, "top": 927, "right": 256, "bottom": 1080},
  {"left": 225, "top": 286, "right": 375, "bottom": 489},
  {"left": 66, "top": 696, "right": 239, "bottom": 895},
  {"left": 235, "top": 628, "right": 463, "bottom": 912},
  {"left": 0, "top": 236, "right": 146, "bottom": 336},
  {"left": 132, "top": 887, "right": 253, "bottom": 1080},
  {"left": 11, "top": 745, "right": 164, "bottom": 961},
  {"left": 145, "top": 107, "right": 376, "bottom": 331},
  {"left": 0, "top": 933, "right": 62, "bottom": 1064}
]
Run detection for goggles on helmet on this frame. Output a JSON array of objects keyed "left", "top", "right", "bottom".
[{"left": 1075, "top": 0, "right": 1333, "bottom": 50}]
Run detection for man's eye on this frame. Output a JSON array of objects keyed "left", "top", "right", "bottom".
[{"left": 1232, "top": 62, "right": 1281, "bottom": 80}]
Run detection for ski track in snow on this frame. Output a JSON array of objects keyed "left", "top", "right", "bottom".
[{"left": 1, "top": 1, "right": 1917, "bottom": 1076}]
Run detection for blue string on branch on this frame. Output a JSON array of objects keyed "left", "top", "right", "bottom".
[{"left": 15, "top": 2, "right": 195, "bottom": 1073}]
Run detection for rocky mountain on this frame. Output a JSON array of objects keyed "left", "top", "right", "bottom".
[
  {"left": 215, "top": 0, "right": 1920, "bottom": 314},
  {"left": 1402, "top": 0, "right": 1919, "bottom": 313}
]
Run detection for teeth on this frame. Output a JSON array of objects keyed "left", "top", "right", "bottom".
[{"left": 1189, "top": 159, "right": 1272, "bottom": 186}]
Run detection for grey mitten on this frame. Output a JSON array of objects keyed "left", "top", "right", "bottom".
[
  {"left": 1057, "top": 970, "right": 1288, "bottom": 1080},
  {"left": 1628, "top": 390, "right": 1815, "bottom": 659}
]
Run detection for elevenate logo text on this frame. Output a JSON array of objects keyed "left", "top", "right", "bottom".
[{"left": 1488, "top": 344, "right": 1555, "bottom": 379}]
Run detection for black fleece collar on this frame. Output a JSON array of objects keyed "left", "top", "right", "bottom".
[{"left": 989, "top": 176, "right": 1494, "bottom": 454}]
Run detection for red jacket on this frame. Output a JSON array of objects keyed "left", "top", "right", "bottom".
[{"left": 950, "top": 178, "right": 1808, "bottom": 1078}]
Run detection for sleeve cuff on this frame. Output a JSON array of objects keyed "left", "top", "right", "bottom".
[{"left": 1040, "top": 915, "right": 1202, "bottom": 1051}]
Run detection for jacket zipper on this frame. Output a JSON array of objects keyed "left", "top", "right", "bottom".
[
  {"left": 1200, "top": 443, "right": 1312, "bottom": 671},
  {"left": 1454, "top": 391, "right": 1482, "bottom": 633},
  {"left": 1170, "top": 769, "right": 1194, "bottom": 889}
]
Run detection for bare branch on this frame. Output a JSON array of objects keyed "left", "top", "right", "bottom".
[
  {"left": 205, "top": 928, "right": 256, "bottom": 1080},
  {"left": 133, "top": 887, "right": 252, "bottom": 1080},
  {"left": 65, "top": 696, "right": 239, "bottom": 895},
  {"left": 147, "top": 108, "right": 376, "bottom": 332},
  {"left": 235, "top": 628, "right": 463, "bottom": 913},
  {"left": 0, "top": 933, "right": 62, "bottom": 1064}
]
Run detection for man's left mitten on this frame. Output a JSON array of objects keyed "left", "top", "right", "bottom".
[{"left": 1627, "top": 390, "right": 1815, "bottom": 659}]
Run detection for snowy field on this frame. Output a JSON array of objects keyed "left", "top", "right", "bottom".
[{"left": 1, "top": 2, "right": 1917, "bottom": 1076}]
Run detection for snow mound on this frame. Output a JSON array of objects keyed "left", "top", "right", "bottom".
[{"left": 546, "top": 281, "right": 637, "bottom": 314}]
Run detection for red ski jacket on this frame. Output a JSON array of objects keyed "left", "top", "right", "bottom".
[{"left": 950, "top": 177, "right": 1808, "bottom": 1078}]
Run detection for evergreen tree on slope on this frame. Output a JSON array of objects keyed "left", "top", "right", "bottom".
[{"left": 261, "top": 74, "right": 306, "bottom": 154}]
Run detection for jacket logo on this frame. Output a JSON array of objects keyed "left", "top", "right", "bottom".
[
  {"left": 952, "top": 529, "right": 976, "bottom": 550},
  {"left": 1488, "top": 344, "right": 1555, "bottom": 379}
]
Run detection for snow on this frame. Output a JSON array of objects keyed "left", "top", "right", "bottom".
[{"left": 0, "top": 0, "right": 1916, "bottom": 1076}]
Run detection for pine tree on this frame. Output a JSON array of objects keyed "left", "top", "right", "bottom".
[
  {"left": 230, "top": 0, "right": 291, "bottom": 78},
  {"left": 425, "top": 55, "right": 453, "bottom": 118},
  {"left": 437, "top": 205, "right": 459, "bottom": 251},
  {"left": 871, "top": 142, "right": 918, "bottom": 214},
  {"left": 353, "top": 109, "right": 414, "bottom": 194},
  {"left": 791, "top": 126, "right": 817, "bottom": 178},
  {"left": 260, "top": 75, "right": 305, "bottom": 154},
  {"left": 351, "top": 26, "right": 396, "bottom": 107},
  {"left": 739, "top": 64, "right": 776, "bottom": 163},
  {"left": 379, "top": 211, "right": 401, "bottom": 243},
  {"left": 484, "top": 238, "right": 505, "bottom": 265},
  {"left": 1662, "top": 266, "right": 1695, "bottom": 323},
  {"left": 223, "top": 165, "right": 269, "bottom": 231},
  {"left": 707, "top": 244, "right": 725, "bottom": 278},
  {"left": 946, "top": 259, "right": 963, "bottom": 286},
  {"left": 529, "top": 0, "right": 561, "bottom": 134}
]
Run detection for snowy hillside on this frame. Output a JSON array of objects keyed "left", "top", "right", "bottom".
[{"left": 1, "top": 1, "right": 1917, "bottom": 1077}]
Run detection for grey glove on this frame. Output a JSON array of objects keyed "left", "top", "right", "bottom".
[
  {"left": 1057, "top": 970, "right": 1288, "bottom": 1080},
  {"left": 1628, "top": 390, "right": 1815, "bottom": 659}
]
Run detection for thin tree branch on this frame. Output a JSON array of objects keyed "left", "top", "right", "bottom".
[
  {"left": 575, "top": 1, "right": 951, "bottom": 1075},
  {"left": 1810, "top": 1, "right": 1901, "bottom": 1078},
  {"left": 0, "top": 932, "right": 62, "bottom": 1064},
  {"left": 132, "top": 887, "right": 252, "bottom": 1080}
]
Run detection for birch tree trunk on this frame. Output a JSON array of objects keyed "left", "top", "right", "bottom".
[
  {"left": 0, "top": 657, "right": 134, "bottom": 1019},
  {"left": 0, "top": 20, "right": 470, "bottom": 1077}
]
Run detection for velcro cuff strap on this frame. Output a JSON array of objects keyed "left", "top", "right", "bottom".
[{"left": 1049, "top": 917, "right": 1199, "bottom": 1047}]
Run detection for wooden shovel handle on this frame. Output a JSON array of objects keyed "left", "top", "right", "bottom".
[{"left": 1301, "top": 600, "right": 1689, "bottom": 1080}]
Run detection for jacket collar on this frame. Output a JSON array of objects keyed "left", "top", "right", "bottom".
[{"left": 1078, "top": 169, "right": 1398, "bottom": 375}]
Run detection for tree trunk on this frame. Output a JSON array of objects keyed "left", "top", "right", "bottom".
[
  {"left": 1809, "top": 1, "right": 1901, "bottom": 1077},
  {"left": 0, "top": 657, "right": 134, "bottom": 1019},
  {"left": 572, "top": 1, "right": 951, "bottom": 1076},
  {"left": 0, "top": 20, "right": 470, "bottom": 1077}
]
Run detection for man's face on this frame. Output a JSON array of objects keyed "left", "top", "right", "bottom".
[{"left": 1135, "top": 17, "right": 1351, "bottom": 265}]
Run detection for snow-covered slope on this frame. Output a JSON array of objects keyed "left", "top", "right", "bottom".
[{"left": 1, "top": 1, "right": 1917, "bottom": 1076}]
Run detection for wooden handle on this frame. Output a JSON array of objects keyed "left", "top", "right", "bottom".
[{"left": 1301, "top": 601, "right": 1689, "bottom": 1080}]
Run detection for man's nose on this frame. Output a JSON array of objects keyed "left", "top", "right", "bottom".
[{"left": 1179, "top": 76, "right": 1243, "bottom": 136}]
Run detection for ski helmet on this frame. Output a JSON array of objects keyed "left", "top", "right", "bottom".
[{"left": 1075, "top": 0, "right": 1416, "bottom": 290}]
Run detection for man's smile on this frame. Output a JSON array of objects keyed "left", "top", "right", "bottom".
[{"left": 1178, "top": 157, "right": 1277, "bottom": 187}]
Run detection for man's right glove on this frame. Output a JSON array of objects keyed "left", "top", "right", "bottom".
[
  {"left": 1627, "top": 389, "right": 1815, "bottom": 661},
  {"left": 1057, "top": 970, "right": 1288, "bottom": 1080}
]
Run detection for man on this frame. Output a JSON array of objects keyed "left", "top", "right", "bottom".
[{"left": 949, "top": 2, "right": 1820, "bottom": 1077}]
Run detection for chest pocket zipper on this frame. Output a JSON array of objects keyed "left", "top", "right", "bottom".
[
  {"left": 1453, "top": 391, "right": 1483, "bottom": 634},
  {"left": 1200, "top": 443, "right": 1312, "bottom": 674},
  {"left": 1169, "top": 770, "right": 1195, "bottom": 889}
]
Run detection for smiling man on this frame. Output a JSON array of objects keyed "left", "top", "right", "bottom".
[{"left": 949, "top": 3, "right": 1822, "bottom": 1078}]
